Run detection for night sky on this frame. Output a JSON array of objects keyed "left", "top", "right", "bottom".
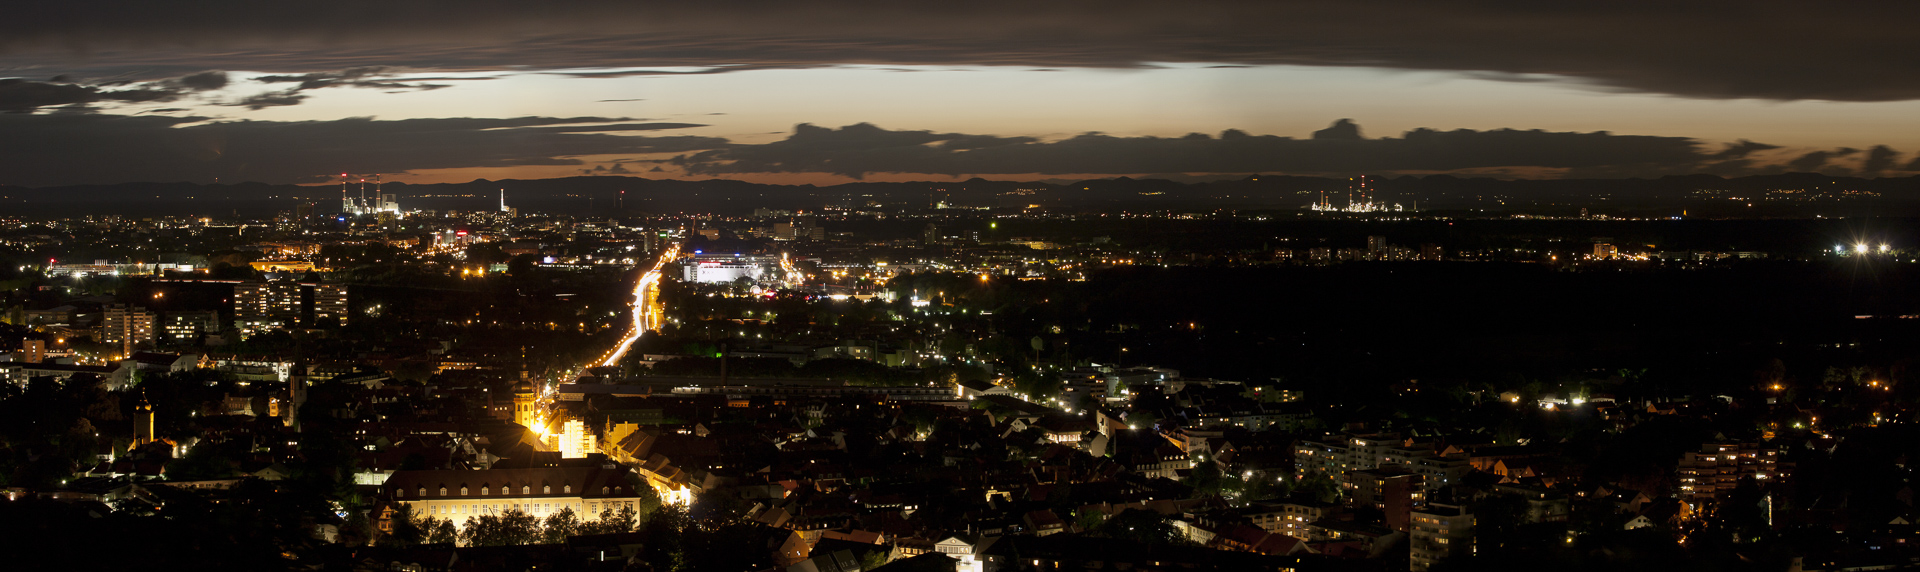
[{"left": 6, "top": 1, "right": 1920, "bottom": 187}]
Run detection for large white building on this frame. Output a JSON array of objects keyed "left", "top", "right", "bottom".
[
  {"left": 385, "top": 466, "right": 648, "bottom": 529},
  {"left": 681, "top": 254, "right": 779, "bottom": 284}
]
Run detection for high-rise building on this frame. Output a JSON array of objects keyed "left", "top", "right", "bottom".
[
  {"left": 1367, "top": 235, "right": 1389, "bottom": 253},
  {"left": 19, "top": 339, "right": 45, "bottom": 364},
  {"left": 313, "top": 283, "right": 349, "bottom": 326},
  {"left": 1345, "top": 467, "right": 1425, "bottom": 532},
  {"left": 162, "top": 311, "right": 220, "bottom": 345},
  {"left": 924, "top": 223, "right": 939, "bottom": 245},
  {"left": 236, "top": 278, "right": 350, "bottom": 337},
  {"left": 1410, "top": 504, "right": 1474, "bottom": 571},
  {"left": 101, "top": 304, "right": 156, "bottom": 357},
  {"left": 234, "top": 278, "right": 302, "bottom": 338},
  {"left": 1677, "top": 443, "right": 1778, "bottom": 507},
  {"left": 1593, "top": 243, "right": 1617, "bottom": 259}
]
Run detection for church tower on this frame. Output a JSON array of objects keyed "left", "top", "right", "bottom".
[
  {"left": 512, "top": 381, "right": 537, "bottom": 428},
  {"left": 134, "top": 391, "right": 155, "bottom": 446}
]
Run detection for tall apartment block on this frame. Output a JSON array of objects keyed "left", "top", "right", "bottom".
[
  {"left": 162, "top": 311, "right": 220, "bottom": 345},
  {"left": 1410, "top": 504, "right": 1475, "bottom": 572},
  {"left": 234, "top": 278, "right": 347, "bottom": 338},
  {"left": 313, "top": 283, "right": 349, "bottom": 327},
  {"left": 101, "top": 304, "right": 156, "bottom": 357}
]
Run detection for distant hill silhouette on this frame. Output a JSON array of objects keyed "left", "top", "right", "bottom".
[{"left": 0, "top": 173, "right": 1915, "bottom": 218}]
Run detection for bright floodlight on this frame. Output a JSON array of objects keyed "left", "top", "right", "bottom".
[
  {"left": 1856, "top": 244, "right": 1870, "bottom": 253},
  {"left": 1881, "top": 244, "right": 1891, "bottom": 252}
]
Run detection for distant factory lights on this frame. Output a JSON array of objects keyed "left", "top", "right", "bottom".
[{"left": 1309, "top": 176, "right": 1416, "bottom": 213}]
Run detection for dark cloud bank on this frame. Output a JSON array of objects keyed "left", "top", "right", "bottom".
[
  {"left": 672, "top": 120, "right": 1905, "bottom": 180},
  {"left": 0, "top": 114, "right": 1905, "bottom": 187},
  {"left": 0, "top": 72, "right": 228, "bottom": 112},
  {"left": 0, "top": 67, "right": 457, "bottom": 112},
  {"left": 6, "top": 1, "right": 1920, "bottom": 101},
  {"left": 239, "top": 66, "right": 453, "bottom": 109},
  {"left": 0, "top": 114, "right": 719, "bottom": 187}
]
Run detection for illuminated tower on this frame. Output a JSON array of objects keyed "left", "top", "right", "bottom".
[
  {"left": 512, "top": 381, "right": 537, "bottom": 428},
  {"left": 134, "top": 391, "right": 154, "bottom": 446},
  {"left": 279, "top": 361, "right": 300, "bottom": 430},
  {"left": 500, "top": 189, "right": 509, "bottom": 213}
]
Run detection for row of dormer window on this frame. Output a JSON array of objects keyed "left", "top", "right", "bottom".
[{"left": 396, "top": 484, "right": 625, "bottom": 498}]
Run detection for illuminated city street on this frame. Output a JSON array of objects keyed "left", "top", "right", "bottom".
[{"left": 597, "top": 243, "right": 680, "bottom": 370}]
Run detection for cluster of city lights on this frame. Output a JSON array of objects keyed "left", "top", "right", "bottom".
[{"left": 1835, "top": 243, "right": 1892, "bottom": 254}]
